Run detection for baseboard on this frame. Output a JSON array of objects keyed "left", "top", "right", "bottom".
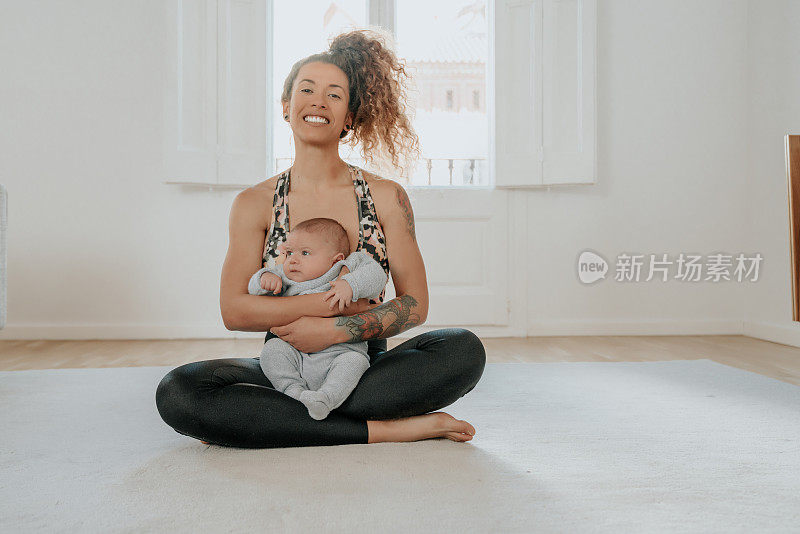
[
  {"left": 743, "top": 320, "right": 800, "bottom": 348},
  {"left": 0, "top": 323, "right": 528, "bottom": 340},
  {"left": 0, "top": 323, "right": 234, "bottom": 340},
  {"left": 526, "top": 319, "right": 745, "bottom": 336},
  {"left": 4, "top": 320, "right": 796, "bottom": 344}
]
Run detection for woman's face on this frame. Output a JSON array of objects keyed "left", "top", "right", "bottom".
[{"left": 283, "top": 61, "right": 352, "bottom": 145}]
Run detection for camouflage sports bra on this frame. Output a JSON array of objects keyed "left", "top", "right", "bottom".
[{"left": 262, "top": 163, "right": 390, "bottom": 305}]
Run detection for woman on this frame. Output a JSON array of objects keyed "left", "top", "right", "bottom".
[{"left": 155, "top": 28, "right": 486, "bottom": 448}]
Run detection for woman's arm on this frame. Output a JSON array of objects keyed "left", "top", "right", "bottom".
[
  {"left": 220, "top": 188, "right": 373, "bottom": 331},
  {"left": 332, "top": 179, "right": 429, "bottom": 342}
]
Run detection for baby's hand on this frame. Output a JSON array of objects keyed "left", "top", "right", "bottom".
[
  {"left": 322, "top": 278, "right": 355, "bottom": 312},
  {"left": 260, "top": 272, "right": 282, "bottom": 294}
]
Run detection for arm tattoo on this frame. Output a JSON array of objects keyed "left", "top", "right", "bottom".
[
  {"left": 395, "top": 186, "right": 416, "bottom": 241},
  {"left": 334, "top": 294, "right": 422, "bottom": 342}
]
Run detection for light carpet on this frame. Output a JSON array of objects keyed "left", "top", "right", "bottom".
[{"left": 1, "top": 359, "right": 798, "bottom": 533}]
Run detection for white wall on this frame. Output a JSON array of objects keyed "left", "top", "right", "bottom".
[
  {"left": 526, "top": 0, "right": 751, "bottom": 335},
  {"left": 0, "top": 0, "right": 795, "bottom": 343},
  {"left": 743, "top": 0, "right": 800, "bottom": 346},
  {"left": 0, "top": 1, "right": 236, "bottom": 339}
]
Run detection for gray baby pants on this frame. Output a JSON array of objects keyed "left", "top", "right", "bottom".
[{"left": 259, "top": 337, "right": 371, "bottom": 420}]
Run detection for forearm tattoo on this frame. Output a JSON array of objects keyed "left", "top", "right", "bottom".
[
  {"left": 335, "top": 294, "right": 422, "bottom": 342},
  {"left": 395, "top": 186, "right": 416, "bottom": 241}
]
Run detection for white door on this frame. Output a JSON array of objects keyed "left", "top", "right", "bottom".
[{"left": 383, "top": 188, "right": 512, "bottom": 328}]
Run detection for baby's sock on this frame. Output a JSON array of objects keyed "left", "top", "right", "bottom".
[{"left": 299, "top": 390, "right": 331, "bottom": 420}]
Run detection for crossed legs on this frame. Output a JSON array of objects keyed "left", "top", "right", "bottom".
[{"left": 155, "top": 328, "right": 486, "bottom": 448}]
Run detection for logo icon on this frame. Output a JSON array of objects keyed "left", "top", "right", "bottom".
[{"left": 577, "top": 250, "right": 608, "bottom": 284}]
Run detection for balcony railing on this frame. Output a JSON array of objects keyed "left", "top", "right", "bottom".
[
  {"left": 413, "top": 157, "right": 488, "bottom": 186},
  {"left": 275, "top": 157, "right": 488, "bottom": 186}
]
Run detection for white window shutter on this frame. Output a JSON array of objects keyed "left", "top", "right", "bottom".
[
  {"left": 164, "top": 0, "right": 268, "bottom": 185},
  {"left": 164, "top": 0, "right": 218, "bottom": 183},
  {"left": 216, "top": 0, "right": 268, "bottom": 184},
  {"left": 541, "top": 0, "right": 596, "bottom": 185},
  {"left": 494, "top": 0, "right": 544, "bottom": 187}
]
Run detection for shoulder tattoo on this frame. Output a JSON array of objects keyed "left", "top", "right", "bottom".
[{"left": 394, "top": 184, "right": 416, "bottom": 241}]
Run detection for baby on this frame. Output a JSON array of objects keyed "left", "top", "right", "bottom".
[{"left": 247, "top": 217, "right": 387, "bottom": 420}]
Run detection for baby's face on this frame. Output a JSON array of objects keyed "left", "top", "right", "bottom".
[{"left": 281, "top": 230, "right": 343, "bottom": 282}]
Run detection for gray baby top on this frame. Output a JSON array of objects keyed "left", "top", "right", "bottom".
[{"left": 247, "top": 250, "right": 387, "bottom": 300}]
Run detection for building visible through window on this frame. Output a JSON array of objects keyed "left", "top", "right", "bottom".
[{"left": 397, "top": 0, "right": 489, "bottom": 186}]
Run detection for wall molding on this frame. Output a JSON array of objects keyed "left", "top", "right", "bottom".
[
  {"left": 3, "top": 320, "right": 798, "bottom": 348},
  {"left": 0, "top": 323, "right": 527, "bottom": 341},
  {"left": 743, "top": 320, "right": 800, "bottom": 348}
]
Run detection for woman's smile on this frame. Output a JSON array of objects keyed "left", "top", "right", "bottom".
[{"left": 303, "top": 114, "right": 330, "bottom": 125}]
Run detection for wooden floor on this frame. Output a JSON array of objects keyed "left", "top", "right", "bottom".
[{"left": 0, "top": 335, "right": 798, "bottom": 386}]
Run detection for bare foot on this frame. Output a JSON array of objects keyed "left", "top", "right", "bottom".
[{"left": 367, "top": 412, "right": 476, "bottom": 444}]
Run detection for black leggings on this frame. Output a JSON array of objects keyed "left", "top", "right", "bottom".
[{"left": 155, "top": 328, "right": 486, "bottom": 448}]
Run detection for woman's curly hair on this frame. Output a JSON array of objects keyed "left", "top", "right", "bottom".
[{"left": 281, "top": 27, "right": 421, "bottom": 180}]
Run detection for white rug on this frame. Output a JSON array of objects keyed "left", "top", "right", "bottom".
[{"left": 1, "top": 360, "right": 798, "bottom": 533}]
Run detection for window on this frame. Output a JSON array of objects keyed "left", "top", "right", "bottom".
[
  {"left": 395, "top": 0, "right": 490, "bottom": 186},
  {"left": 271, "top": 0, "right": 490, "bottom": 186},
  {"left": 164, "top": 0, "right": 596, "bottom": 188}
]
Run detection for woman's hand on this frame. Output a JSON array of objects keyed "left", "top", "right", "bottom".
[
  {"left": 270, "top": 317, "right": 344, "bottom": 353},
  {"left": 269, "top": 297, "right": 383, "bottom": 352}
]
